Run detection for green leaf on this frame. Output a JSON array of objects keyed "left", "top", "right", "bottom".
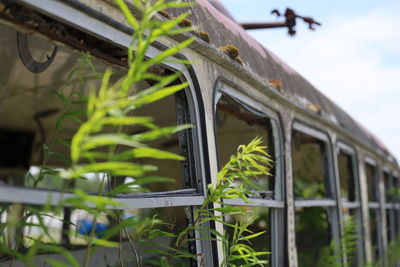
[
  {"left": 134, "top": 82, "right": 189, "bottom": 106},
  {"left": 107, "top": 176, "right": 174, "bottom": 196},
  {"left": 115, "top": 0, "right": 139, "bottom": 29},
  {"left": 151, "top": 12, "right": 193, "bottom": 39},
  {"left": 117, "top": 147, "right": 185, "bottom": 160},
  {"left": 66, "top": 189, "right": 123, "bottom": 208},
  {"left": 140, "top": 38, "right": 194, "bottom": 73},
  {"left": 39, "top": 243, "right": 79, "bottom": 267},
  {"left": 99, "top": 116, "right": 153, "bottom": 126},
  {"left": 133, "top": 124, "right": 192, "bottom": 142},
  {"left": 82, "top": 133, "right": 146, "bottom": 150},
  {"left": 92, "top": 238, "right": 119, "bottom": 247},
  {"left": 66, "top": 162, "right": 157, "bottom": 178},
  {"left": 45, "top": 259, "right": 70, "bottom": 267},
  {"left": 239, "top": 231, "right": 266, "bottom": 241},
  {"left": 150, "top": 1, "right": 194, "bottom": 13},
  {"left": 160, "top": 256, "right": 173, "bottom": 267}
]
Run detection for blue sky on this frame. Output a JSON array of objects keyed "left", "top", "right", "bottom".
[{"left": 220, "top": 0, "right": 400, "bottom": 162}]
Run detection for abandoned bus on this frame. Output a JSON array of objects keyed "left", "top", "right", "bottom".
[{"left": 0, "top": 0, "right": 398, "bottom": 266}]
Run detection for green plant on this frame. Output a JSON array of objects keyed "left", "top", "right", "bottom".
[
  {"left": 166, "top": 137, "right": 272, "bottom": 267},
  {"left": 0, "top": 1, "right": 273, "bottom": 266},
  {"left": 370, "top": 237, "right": 400, "bottom": 267},
  {"left": 316, "top": 216, "right": 357, "bottom": 267}
]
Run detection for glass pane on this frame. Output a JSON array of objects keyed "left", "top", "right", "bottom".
[
  {"left": 338, "top": 151, "right": 356, "bottom": 202},
  {"left": 292, "top": 130, "right": 328, "bottom": 198},
  {"left": 365, "top": 163, "right": 378, "bottom": 202},
  {"left": 216, "top": 95, "right": 274, "bottom": 193},
  {"left": 295, "top": 207, "right": 331, "bottom": 267}
]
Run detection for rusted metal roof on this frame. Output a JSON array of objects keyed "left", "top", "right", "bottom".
[{"left": 167, "top": 0, "right": 396, "bottom": 163}]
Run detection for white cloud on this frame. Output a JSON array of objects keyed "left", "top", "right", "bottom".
[{"left": 249, "top": 3, "right": 400, "bottom": 161}]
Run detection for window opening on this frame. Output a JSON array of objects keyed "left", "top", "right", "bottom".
[
  {"left": 295, "top": 207, "right": 331, "bottom": 267},
  {"left": 292, "top": 130, "right": 331, "bottom": 199},
  {"left": 120, "top": 87, "right": 195, "bottom": 193},
  {"left": 394, "top": 175, "right": 400, "bottom": 239},
  {"left": 338, "top": 152, "right": 356, "bottom": 202},
  {"left": 0, "top": 24, "right": 198, "bottom": 195},
  {"left": 292, "top": 124, "right": 339, "bottom": 267},
  {"left": 225, "top": 206, "right": 270, "bottom": 264},
  {"left": 337, "top": 145, "right": 364, "bottom": 266},
  {"left": 365, "top": 161, "right": 382, "bottom": 261},
  {"left": 366, "top": 163, "right": 378, "bottom": 202},
  {"left": 0, "top": 22, "right": 201, "bottom": 266},
  {"left": 216, "top": 94, "right": 275, "bottom": 198},
  {"left": 214, "top": 91, "right": 283, "bottom": 266},
  {"left": 383, "top": 171, "right": 396, "bottom": 244}
]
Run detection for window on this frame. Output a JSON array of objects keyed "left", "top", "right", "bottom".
[
  {"left": 393, "top": 173, "right": 400, "bottom": 239},
  {"left": 336, "top": 143, "right": 364, "bottom": 265},
  {"left": 365, "top": 159, "right": 383, "bottom": 261},
  {"left": 383, "top": 170, "right": 396, "bottom": 244},
  {"left": 292, "top": 122, "right": 339, "bottom": 267},
  {"left": 0, "top": 22, "right": 207, "bottom": 265},
  {"left": 214, "top": 87, "right": 284, "bottom": 266}
]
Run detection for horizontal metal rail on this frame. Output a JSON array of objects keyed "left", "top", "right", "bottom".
[
  {"left": 341, "top": 201, "right": 361, "bottom": 209},
  {"left": 368, "top": 202, "right": 380, "bottom": 209},
  {"left": 294, "top": 199, "right": 336, "bottom": 207},
  {"left": 224, "top": 198, "right": 285, "bottom": 208},
  {"left": 0, "top": 185, "right": 204, "bottom": 209}
]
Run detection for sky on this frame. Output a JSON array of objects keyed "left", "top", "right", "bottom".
[{"left": 220, "top": 0, "right": 400, "bottom": 162}]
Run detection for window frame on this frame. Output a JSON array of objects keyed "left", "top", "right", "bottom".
[
  {"left": 364, "top": 157, "right": 384, "bottom": 262},
  {"left": 0, "top": 3, "right": 213, "bottom": 264},
  {"left": 382, "top": 167, "right": 397, "bottom": 244},
  {"left": 292, "top": 121, "right": 337, "bottom": 204},
  {"left": 336, "top": 141, "right": 365, "bottom": 266},
  {"left": 392, "top": 171, "right": 400, "bottom": 238},
  {"left": 213, "top": 78, "right": 285, "bottom": 267},
  {"left": 291, "top": 121, "right": 341, "bottom": 265}
]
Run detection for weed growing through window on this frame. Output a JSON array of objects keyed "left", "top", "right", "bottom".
[{"left": 0, "top": 1, "right": 272, "bottom": 266}]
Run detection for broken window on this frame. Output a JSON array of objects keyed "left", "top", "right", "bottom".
[
  {"left": 394, "top": 175, "right": 400, "bottom": 240},
  {"left": 214, "top": 89, "right": 284, "bottom": 266},
  {"left": 295, "top": 206, "right": 331, "bottom": 266},
  {"left": 0, "top": 20, "right": 204, "bottom": 266},
  {"left": 225, "top": 206, "right": 271, "bottom": 263},
  {"left": 383, "top": 170, "right": 396, "bottom": 244},
  {"left": 0, "top": 21, "right": 199, "bottom": 193},
  {"left": 292, "top": 123, "right": 339, "bottom": 267},
  {"left": 337, "top": 143, "right": 364, "bottom": 265},
  {"left": 216, "top": 94, "right": 276, "bottom": 196},
  {"left": 338, "top": 150, "right": 356, "bottom": 202},
  {"left": 292, "top": 130, "right": 330, "bottom": 199},
  {"left": 365, "top": 160, "right": 382, "bottom": 261}
]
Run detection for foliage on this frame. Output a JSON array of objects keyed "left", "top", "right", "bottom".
[
  {"left": 370, "top": 236, "right": 400, "bottom": 267},
  {"left": 171, "top": 137, "right": 272, "bottom": 267},
  {"left": 0, "top": 0, "right": 273, "bottom": 266},
  {"left": 317, "top": 216, "right": 358, "bottom": 267}
]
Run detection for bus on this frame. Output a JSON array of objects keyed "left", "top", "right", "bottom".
[{"left": 0, "top": 0, "right": 398, "bottom": 266}]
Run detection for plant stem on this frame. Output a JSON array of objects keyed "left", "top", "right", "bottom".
[{"left": 167, "top": 196, "right": 215, "bottom": 264}]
